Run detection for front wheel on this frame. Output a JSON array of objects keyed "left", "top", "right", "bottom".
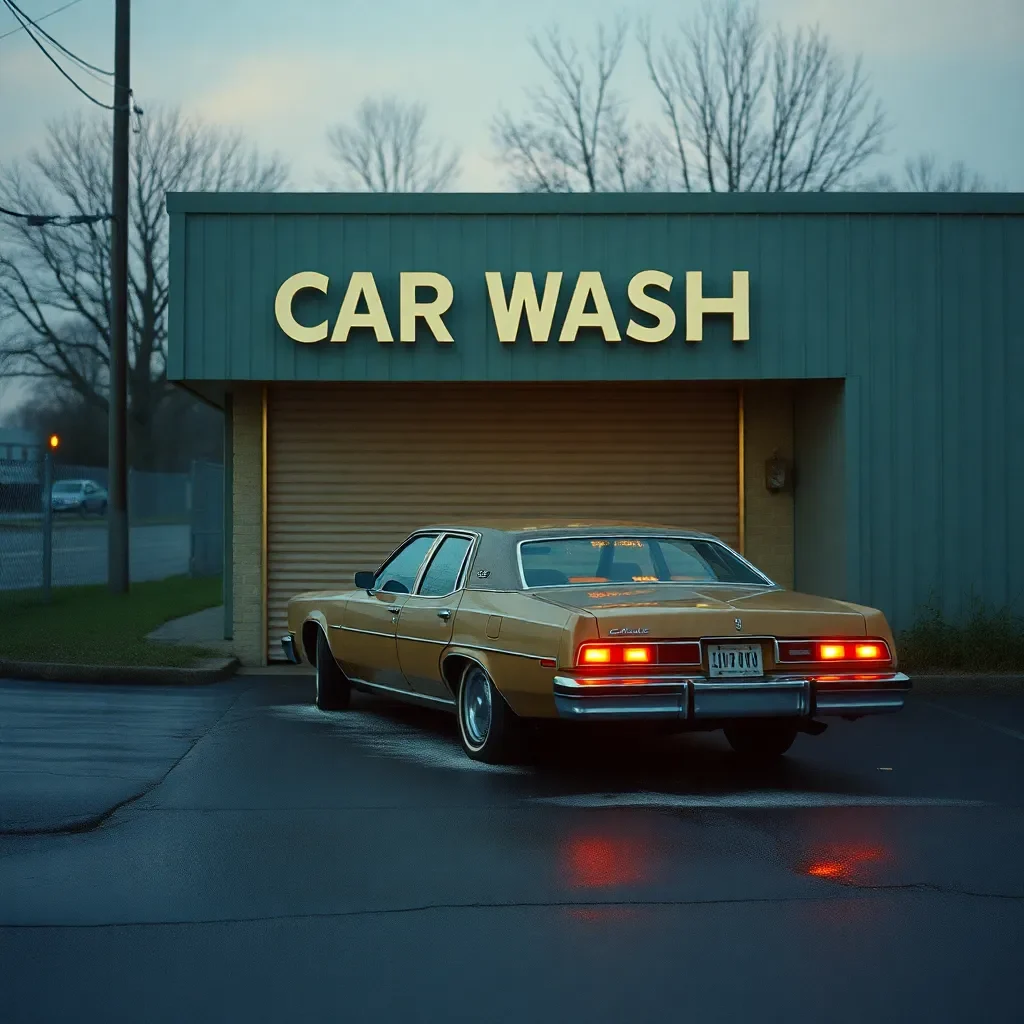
[
  {"left": 724, "top": 721, "right": 799, "bottom": 759},
  {"left": 457, "top": 663, "right": 519, "bottom": 764},
  {"left": 315, "top": 629, "right": 351, "bottom": 711}
]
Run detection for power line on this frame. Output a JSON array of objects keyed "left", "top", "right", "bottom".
[
  {"left": 0, "top": 0, "right": 82, "bottom": 43},
  {"left": 0, "top": 202, "right": 110, "bottom": 226},
  {"left": 4, "top": 0, "right": 111, "bottom": 75},
  {"left": 1, "top": 0, "right": 115, "bottom": 109}
]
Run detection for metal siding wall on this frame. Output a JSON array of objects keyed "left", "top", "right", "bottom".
[
  {"left": 182, "top": 212, "right": 852, "bottom": 384},
  {"left": 850, "top": 214, "right": 1024, "bottom": 629},
  {"left": 793, "top": 380, "right": 846, "bottom": 600},
  {"left": 1006, "top": 219, "right": 1024, "bottom": 621},
  {"left": 174, "top": 204, "right": 1023, "bottom": 632},
  {"left": 265, "top": 382, "right": 739, "bottom": 657}
]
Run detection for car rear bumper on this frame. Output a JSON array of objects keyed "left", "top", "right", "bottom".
[
  {"left": 552, "top": 672, "right": 911, "bottom": 721},
  {"left": 281, "top": 633, "right": 301, "bottom": 664}
]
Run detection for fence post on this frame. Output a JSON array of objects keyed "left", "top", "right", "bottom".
[
  {"left": 41, "top": 451, "right": 53, "bottom": 602},
  {"left": 188, "top": 459, "right": 196, "bottom": 577}
]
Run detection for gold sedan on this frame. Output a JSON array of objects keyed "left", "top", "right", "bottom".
[{"left": 283, "top": 523, "right": 911, "bottom": 763}]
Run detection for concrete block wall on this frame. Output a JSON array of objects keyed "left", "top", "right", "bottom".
[
  {"left": 231, "top": 385, "right": 265, "bottom": 666},
  {"left": 743, "top": 383, "right": 795, "bottom": 589}
]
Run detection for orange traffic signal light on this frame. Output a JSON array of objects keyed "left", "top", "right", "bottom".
[{"left": 48, "top": 434, "right": 59, "bottom": 450}]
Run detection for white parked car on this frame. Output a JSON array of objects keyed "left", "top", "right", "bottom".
[{"left": 50, "top": 479, "right": 108, "bottom": 516}]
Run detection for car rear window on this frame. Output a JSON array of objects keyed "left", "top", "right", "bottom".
[{"left": 518, "top": 537, "right": 768, "bottom": 587}]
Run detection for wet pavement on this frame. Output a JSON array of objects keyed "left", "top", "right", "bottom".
[{"left": 1, "top": 677, "right": 1022, "bottom": 1022}]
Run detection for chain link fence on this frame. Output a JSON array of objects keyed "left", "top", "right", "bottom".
[{"left": 0, "top": 457, "right": 224, "bottom": 594}]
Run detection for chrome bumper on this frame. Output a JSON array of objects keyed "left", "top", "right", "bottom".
[
  {"left": 553, "top": 673, "right": 911, "bottom": 721},
  {"left": 280, "top": 633, "right": 301, "bottom": 665}
]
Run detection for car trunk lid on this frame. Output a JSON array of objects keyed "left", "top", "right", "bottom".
[{"left": 531, "top": 584, "right": 869, "bottom": 638}]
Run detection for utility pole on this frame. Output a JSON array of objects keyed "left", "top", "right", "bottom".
[{"left": 107, "top": 0, "right": 130, "bottom": 593}]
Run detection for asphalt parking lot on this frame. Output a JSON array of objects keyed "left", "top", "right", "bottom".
[{"left": 1, "top": 676, "right": 1022, "bottom": 1023}]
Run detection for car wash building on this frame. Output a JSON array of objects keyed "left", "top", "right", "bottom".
[{"left": 166, "top": 192, "right": 1023, "bottom": 666}]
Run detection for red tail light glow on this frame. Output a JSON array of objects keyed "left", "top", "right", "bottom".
[
  {"left": 776, "top": 638, "right": 892, "bottom": 665},
  {"left": 623, "top": 646, "right": 652, "bottom": 663},
  {"left": 855, "top": 643, "right": 883, "bottom": 660},
  {"left": 574, "top": 641, "right": 701, "bottom": 668}
]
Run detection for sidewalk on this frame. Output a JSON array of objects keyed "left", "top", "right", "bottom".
[{"left": 146, "top": 604, "right": 234, "bottom": 656}]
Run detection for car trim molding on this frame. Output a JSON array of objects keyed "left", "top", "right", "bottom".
[
  {"left": 335, "top": 625, "right": 394, "bottom": 639},
  {"left": 447, "top": 641, "right": 552, "bottom": 662},
  {"left": 348, "top": 676, "right": 455, "bottom": 709}
]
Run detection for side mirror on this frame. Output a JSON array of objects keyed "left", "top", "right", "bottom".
[{"left": 354, "top": 570, "right": 375, "bottom": 591}]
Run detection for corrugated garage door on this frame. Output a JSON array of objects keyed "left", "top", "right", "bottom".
[{"left": 266, "top": 382, "right": 739, "bottom": 658}]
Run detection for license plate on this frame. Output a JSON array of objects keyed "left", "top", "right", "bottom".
[{"left": 707, "top": 644, "right": 764, "bottom": 678}]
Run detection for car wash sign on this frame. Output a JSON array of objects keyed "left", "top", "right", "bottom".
[{"left": 274, "top": 269, "right": 750, "bottom": 346}]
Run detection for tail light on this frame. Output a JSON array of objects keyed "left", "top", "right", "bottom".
[
  {"left": 623, "top": 646, "right": 652, "bottom": 664},
  {"left": 777, "top": 639, "right": 891, "bottom": 664},
  {"left": 575, "top": 641, "right": 700, "bottom": 668}
]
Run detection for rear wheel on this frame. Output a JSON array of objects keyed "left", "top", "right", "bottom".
[
  {"left": 457, "top": 663, "right": 519, "bottom": 764},
  {"left": 315, "top": 629, "right": 351, "bottom": 711},
  {"left": 724, "top": 721, "right": 799, "bottom": 759}
]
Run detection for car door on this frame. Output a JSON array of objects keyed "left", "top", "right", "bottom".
[
  {"left": 334, "top": 533, "right": 439, "bottom": 690},
  {"left": 397, "top": 533, "right": 475, "bottom": 700}
]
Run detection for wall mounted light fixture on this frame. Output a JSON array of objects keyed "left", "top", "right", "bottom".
[{"left": 765, "top": 448, "right": 792, "bottom": 493}]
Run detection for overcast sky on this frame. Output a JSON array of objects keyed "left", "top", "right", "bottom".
[{"left": 1, "top": 0, "right": 1022, "bottom": 415}]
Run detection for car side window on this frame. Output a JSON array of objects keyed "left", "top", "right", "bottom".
[
  {"left": 84, "top": 483, "right": 96, "bottom": 494},
  {"left": 374, "top": 535, "right": 438, "bottom": 594},
  {"left": 417, "top": 535, "right": 473, "bottom": 597}
]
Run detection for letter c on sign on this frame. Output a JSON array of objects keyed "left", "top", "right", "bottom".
[{"left": 275, "top": 271, "right": 329, "bottom": 343}]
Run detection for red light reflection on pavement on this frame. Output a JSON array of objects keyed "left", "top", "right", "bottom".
[
  {"left": 803, "top": 844, "right": 886, "bottom": 882},
  {"left": 565, "top": 906, "right": 639, "bottom": 924},
  {"left": 561, "top": 835, "right": 651, "bottom": 889}
]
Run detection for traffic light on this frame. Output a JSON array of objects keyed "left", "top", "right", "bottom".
[{"left": 48, "top": 434, "right": 59, "bottom": 450}]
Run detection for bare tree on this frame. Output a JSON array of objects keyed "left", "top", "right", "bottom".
[
  {"left": 641, "top": 0, "right": 887, "bottom": 192},
  {"left": 903, "top": 153, "right": 988, "bottom": 192},
  {"left": 491, "top": 19, "right": 660, "bottom": 193},
  {"left": 858, "top": 153, "right": 990, "bottom": 192},
  {"left": 325, "top": 97, "right": 460, "bottom": 192},
  {"left": 0, "top": 108, "right": 287, "bottom": 468}
]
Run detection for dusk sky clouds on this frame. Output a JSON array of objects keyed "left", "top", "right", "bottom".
[
  {"left": 1, "top": 0, "right": 1022, "bottom": 191},
  {"left": 1, "top": 0, "right": 1022, "bottom": 413}
]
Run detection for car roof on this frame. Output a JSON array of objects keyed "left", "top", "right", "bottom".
[{"left": 419, "top": 519, "right": 720, "bottom": 541}]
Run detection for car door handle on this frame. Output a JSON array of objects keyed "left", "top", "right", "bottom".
[
  {"left": 437, "top": 609, "right": 451, "bottom": 620},
  {"left": 387, "top": 605, "right": 402, "bottom": 615}
]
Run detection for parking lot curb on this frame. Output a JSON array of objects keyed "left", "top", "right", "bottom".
[{"left": 0, "top": 657, "right": 240, "bottom": 686}]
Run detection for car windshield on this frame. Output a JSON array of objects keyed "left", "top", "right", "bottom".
[
  {"left": 518, "top": 536, "right": 769, "bottom": 588},
  {"left": 52, "top": 482, "right": 82, "bottom": 493}
]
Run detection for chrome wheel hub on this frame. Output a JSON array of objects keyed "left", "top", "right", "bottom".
[{"left": 463, "top": 670, "right": 492, "bottom": 746}]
